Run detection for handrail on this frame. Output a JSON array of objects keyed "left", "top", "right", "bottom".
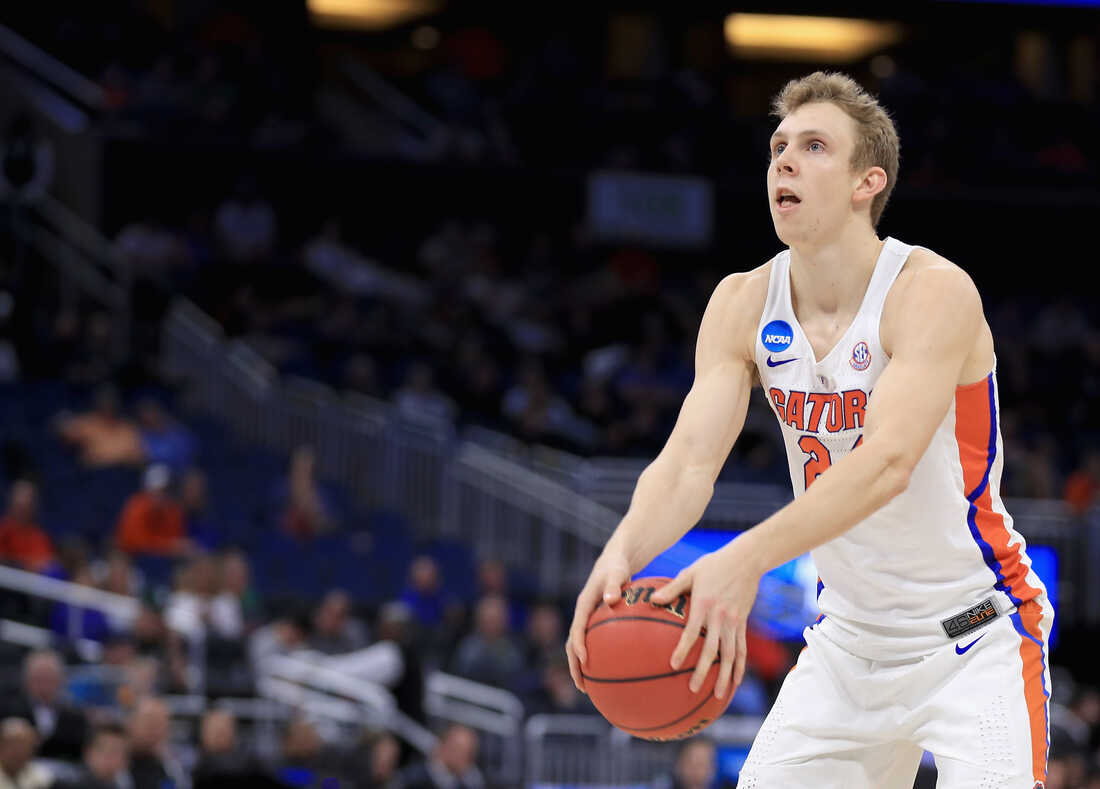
[
  {"left": 0, "top": 618, "right": 103, "bottom": 662},
  {"left": 426, "top": 671, "right": 525, "bottom": 720},
  {"left": 0, "top": 565, "right": 139, "bottom": 624},
  {"left": 339, "top": 56, "right": 444, "bottom": 138},
  {"left": 35, "top": 195, "right": 129, "bottom": 279},
  {"left": 0, "top": 24, "right": 106, "bottom": 110},
  {"left": 454, "top": 443, "right": 620, "bottom": 544},
  {"left": 262, "top": 653, "right": 438, "bottom": 754}
]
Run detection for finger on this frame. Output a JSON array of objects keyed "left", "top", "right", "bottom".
[
  {"left": 733, "top": 623, "right": 749, "bottom": 690},
  {"left": 568, "top": 583, "right": 604, "bottom": 667},
  {"left": 602, "top": 577, "right": 624, "bottom": 605},
  {"left": 669, "top": 602, "right": 705, "bottom": 670},
  {"left": 690, "top": 614, "right": 721, "bottom": 693},
  {"left": 714, "top": 625, "right": 736, "bottom": 699},
  {"left": 565, "top": 636, "right": 586, "bottom": 693},
  {"left": 650, "top": 573, "right": 686, "bottom": 605}
]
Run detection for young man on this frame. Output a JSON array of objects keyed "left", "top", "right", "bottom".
[{"left": 565, "top": 71, "right": 1052, "bottom": 788}]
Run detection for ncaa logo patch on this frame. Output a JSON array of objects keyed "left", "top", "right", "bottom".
[
  {"left": 850, "top": 340, "right": 871, "bottom": 371},
  {"left": 761, "top": 320, "right": 794, "bottom": 353}
]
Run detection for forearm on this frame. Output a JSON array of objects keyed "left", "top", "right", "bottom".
[
  {"left": 604, "top": 456, "right": 717, "bottom": 573},
  {"left": 734, "top": 439, "right": 909, "bottom": 575}
]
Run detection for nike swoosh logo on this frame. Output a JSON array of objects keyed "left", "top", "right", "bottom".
[
  {"left": 955, "top": 634, "right": 985, "bottom": 655},
  {"left": 766, "top": 356, "right": 798, "bottom": 367}
]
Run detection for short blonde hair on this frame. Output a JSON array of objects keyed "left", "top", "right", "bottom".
[{"left": 771, "top": 71, "right": 899, "bottom": 228}]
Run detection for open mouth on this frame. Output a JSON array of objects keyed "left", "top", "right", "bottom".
[{"left": 775, "top": 188, "right": 802, "bottom": 208}]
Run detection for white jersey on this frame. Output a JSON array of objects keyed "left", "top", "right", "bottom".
[{"left": 754, "top": 236, "right": 1048, "bottom": 660}]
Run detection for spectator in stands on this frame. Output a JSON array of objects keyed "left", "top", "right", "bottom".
[
  {"left": 401, "top": 556, "right": 446, "bottom": 628},
  {"left": 248, "top": 604, "right": 311, "bottom": 675},
  {"left": 54, "top": 723, "right": 130, "bottom": 789},
  {"left": 650, "top": 738, "right": 734, "bottom": 789},
  {"left": 449, "top": 594, "right": 524, "bottom": 689},
  {"left": 393, "top": 361, "right": 457, "bottom": 425},
  {"left": 214, "top": 175, "right": 277, "bottom": 265},
  {"left": 0, "top": 113, "right": 54, "bottom": 205},
  {"left": 275, "top": 715, "right": 347, "bottom": 788},
  {"left": 130, "top": 602, "right": 189, "bottom": 693},
  {"left": 0, "top": 718, "right": 50, "bottom": 789},
  {"left": 275, "top": 445, "right": 337, "bottom": 540},
  {"left": 345, "top": 729, "right": 401, "bottom": 789},
  {"left": 396, "top": 723, "right": 483, "bottom": 789},
  {"left": 216, "top": 550, "right": 263, "bottom": 634},
  {"left": 0, "top": 480, "right": 55, "bottom": 572},
  {"left": 0, "top": 651, "right": 85, "bottom": 761},
  {"left": 308, "top": 589, "right": 368, "bottom": 655},
  {"left": 522, "top": 654, "right": 595, "bottom": 717},
  {"left": 48, "top": 564, "right": 112, "bottom": 643},
  {"left": 192, "top": 708, "right": 261, "bottom": 786},
  {"left": 1, "top": 650, "right": 87, "bottom": 762},
  {"left": 475, "top": 558, "right": 524, "bottom": 631},
  {"left": 114, "top": 464, "right": 189, "bottom": 557},
  {"left": 135, "top": 400, "right": 197, "bottom": 474},
  {"left": 164, "top": 553, "right": 221, "bottom": 638},
  {"left": 98, "top": 549, "right": 140, "bottom": 603},
  {"left": 521, "top": 601, "right": 564, "bottom": 667},
  {"left": 1065, "top": 450, "right": 1100, "bottom": 517},
  {"left": 53, "top": 385, "right": 143, "bottom": 468},
  {"left": 180, "top": 469, "right": 220, "bottom": 552},
  {"left": 501, "top": 358, "right": 591, "bottom": 448},
  {"left": 126, "top": 696, "right": 186, "bottom": 789},
  {"left": 321, "top": 601, "right": 426, "bottom": 725}
]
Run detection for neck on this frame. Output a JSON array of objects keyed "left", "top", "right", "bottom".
[{"left": 788, "top": 220, "right": 883, "bottom": 316}]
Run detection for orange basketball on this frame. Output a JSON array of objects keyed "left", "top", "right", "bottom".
[{"left": 583, "top": 576, "right": 734, "bottom": 740}]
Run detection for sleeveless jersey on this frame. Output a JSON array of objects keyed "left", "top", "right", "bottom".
[{"left": 754, "top": 237, "right": 1047, "bottom": 659}]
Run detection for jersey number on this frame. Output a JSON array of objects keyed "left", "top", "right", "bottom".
[{"left": 799, "top": 434, "right": 863, "bottom": 489}]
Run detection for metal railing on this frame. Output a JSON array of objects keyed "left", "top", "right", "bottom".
[
  {"left": 524, "top": 713, "right": 763, "bottom": 787},
  {"left": 426, "top": 671, "right": 525, "bottom": 785},
  {"left": 161, "top": 297, "right": 1100, "bottom": 627}
]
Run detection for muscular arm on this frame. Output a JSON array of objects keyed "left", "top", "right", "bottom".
[
  {"left": 604, "top": 273, "right": 757, "bottom": 572},
  {"left": 565, "top": 270, "right": 761, "bottom": 689},
  {"left": 734, "top": 256, "right": 986, "bottom": 574}
]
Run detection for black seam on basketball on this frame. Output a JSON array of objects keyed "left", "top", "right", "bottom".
[
  {"left": 581, "top": 657, "right": 719, "bottom": 684},
  {"left": 581, "top": 666, "right": 698, "bottom": 683},
  {"left": 609, "top": 686, "right": 718, "bottom": 733},
  {"left": 585, "top": 616, "right": 686, "bottom": 633}
]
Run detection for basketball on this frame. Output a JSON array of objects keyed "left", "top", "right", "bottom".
[{"left": 583, "top": 576, "right": 735, "bottom": 741}]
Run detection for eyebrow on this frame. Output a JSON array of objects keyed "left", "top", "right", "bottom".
[{"left": 770, "top": 128, "right": 831, "bottom": 142}]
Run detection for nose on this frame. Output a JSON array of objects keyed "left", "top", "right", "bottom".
[{"left": 775, "top": 150, "right": 796, "bottom": 175}]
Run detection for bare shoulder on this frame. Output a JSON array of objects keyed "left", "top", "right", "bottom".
[
  {"left": 703, "top": 262, "right": 772, "bottom": 352},
  {"left": 883, "top": 246, "right": 990, "bottom": 368},
  {"left": 892, "top": 246, "right": 980, "bottom": 301},
  {"left": 886, "top": 247, "right": 982, "bottom": 325},
  {"left": 710, "top": 261, "right": 771, "bottom": 317}
]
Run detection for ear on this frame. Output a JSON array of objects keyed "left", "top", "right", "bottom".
[{"left": 853, "top": 166, "right": 887, "bottom": 208}]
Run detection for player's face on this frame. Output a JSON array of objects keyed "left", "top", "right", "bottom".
[{"left": 766, "top": 101, "right": 862, "bottom": 245}]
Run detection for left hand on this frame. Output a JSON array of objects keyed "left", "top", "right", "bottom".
[{"left": 650, "top": 542, "right": 763, "bottom": 700}]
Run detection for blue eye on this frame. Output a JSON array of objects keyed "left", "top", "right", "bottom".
[
  {"left": 809, "top": 141, "right": 824, "bottom": 152},
  {"left": 773, "top": 143, "right": 786, "bottom": 156}
]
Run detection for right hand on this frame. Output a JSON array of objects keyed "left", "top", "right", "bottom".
[{"left": 565, "top": 550, "right": 633, "bottom": 693}]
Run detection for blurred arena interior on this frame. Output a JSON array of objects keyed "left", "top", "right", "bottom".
[{"left": 1, "top": 0, "right": 1100, "bottom": 787}]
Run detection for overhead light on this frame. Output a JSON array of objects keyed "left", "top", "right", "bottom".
[
  {"left": 308, "top": 0, "right": 442, "bottom": 31},
  {"left": 724, "top": 13, "right": 904, "bottom": 62}
]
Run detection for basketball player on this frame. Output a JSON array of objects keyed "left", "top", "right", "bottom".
[{"left": 565, "top": 71, "right": 1052, "bottom": 788}]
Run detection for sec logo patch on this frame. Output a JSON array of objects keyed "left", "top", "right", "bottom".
[{"left": 850, "top": 340, "right": 871, "bottom": 371}]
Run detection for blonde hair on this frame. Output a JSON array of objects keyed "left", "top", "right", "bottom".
[{"left": 771, "top": 71, "right": 899, "bottom": 228}]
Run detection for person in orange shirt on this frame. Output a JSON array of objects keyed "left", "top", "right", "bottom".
[
  {"left": 114, "top": 464, "right": 189, "bottom": 557},
  {"left": 0, "top": 480, "right": 55, "bottom": 572}
]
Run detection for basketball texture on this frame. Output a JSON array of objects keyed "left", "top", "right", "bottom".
[{"left": 583, "top": 576, "right": 734, "bottom": 740}]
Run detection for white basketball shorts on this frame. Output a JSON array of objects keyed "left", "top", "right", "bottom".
[{"left": 738, "top": 597, "right": 1054, "bottom": 789}]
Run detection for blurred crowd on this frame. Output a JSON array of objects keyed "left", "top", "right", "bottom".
[{"left": 2, "top": 2, "right": 1100, "bottom": 787}]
